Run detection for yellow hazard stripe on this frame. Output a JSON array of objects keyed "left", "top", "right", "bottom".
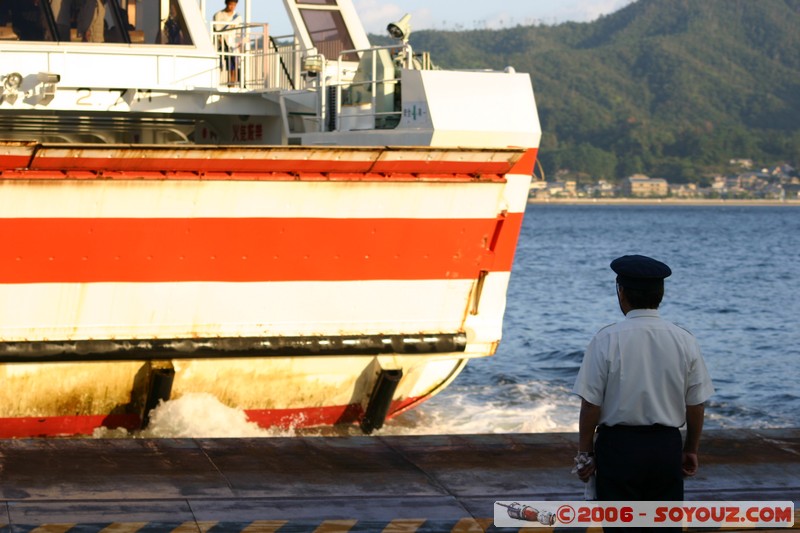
[
  {"left": 313, "top": 519, "right": 359, "bottom": 532},
  {"left": 381, "top": 519, "right": 428, "bottom": 532},
  {"left": 28, "top": 526, "right": 76, "bottom": 533},
  {"left": 241, "top": 520, "right": 290, "bottom": 532},
  {"left": 99, "top": 523, "right": 152, "bottom": 533}
]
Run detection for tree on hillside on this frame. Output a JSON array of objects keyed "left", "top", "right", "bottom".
[{"left": 400, "top": 0, "right": 800, "bottom": 182}]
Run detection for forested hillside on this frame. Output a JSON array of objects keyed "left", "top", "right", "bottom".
[{"left": 381, "top": 0, "right": 800, "bottom": 183}]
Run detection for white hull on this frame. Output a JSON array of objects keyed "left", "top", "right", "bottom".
[{"left": 0, "top": 0, "right": 540, "bottom": 436}]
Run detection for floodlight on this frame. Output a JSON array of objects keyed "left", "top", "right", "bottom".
[{"left": 387, "top": 14, "right": 411, "bottom": 42}]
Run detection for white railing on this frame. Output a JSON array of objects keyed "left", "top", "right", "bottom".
[
  {"left": 209, "top": 23, "right": 316, "bottom": 92},
  {"left": 282, "top": 44, "right": 412, "bottom": 134},
  {"left": 211, "top": 21, "right": 268, "bottom": 89},
  {"left": 207, "top": 24, "right": 414, "bottom": 134},
  {"left": 267, "top": 35, "right": 305, "bottom": 91},
  {"left": 329, "top": 44, "right": 409, "bottom": 131}
]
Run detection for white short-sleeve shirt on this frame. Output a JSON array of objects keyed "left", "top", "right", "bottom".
[
  {"left": 573, "top": 308, "right": 714, "bottom": 427},
  {"left": 213, "top": 9, "right": 241, "bottom": 49}
]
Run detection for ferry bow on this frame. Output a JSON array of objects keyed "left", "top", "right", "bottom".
[{"left": 0, "top": 0, "right": 541, "bottom": 436}]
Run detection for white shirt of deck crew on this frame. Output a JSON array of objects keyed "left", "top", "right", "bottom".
[
  {"left": 213, "top": 9, "right": 241, "bottom": 50},
  {"left": 573, "top": 308, "right": 714, "bottom": 427}
]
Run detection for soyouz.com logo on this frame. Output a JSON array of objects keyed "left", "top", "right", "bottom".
[{"left": 494, "top": 501, "right": 795, "bottom": 528}]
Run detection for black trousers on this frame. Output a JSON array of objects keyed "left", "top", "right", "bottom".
[
  {"left": 595, "top": 424, "right": 683, "bottom": 532},
  {"left": 595, "top": 424, "right": 683, "bottom": 500}
]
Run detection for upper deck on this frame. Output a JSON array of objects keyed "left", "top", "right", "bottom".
[
  {"left": 0, "top": 0, "right": 541, "bottom": 148},
  {"left": 0, "top": 0, "right": 370, "bottom": 92}
]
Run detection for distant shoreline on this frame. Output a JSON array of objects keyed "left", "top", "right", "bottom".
[{"left": 528, "top": 198, "right": 800, "bottom": 207}]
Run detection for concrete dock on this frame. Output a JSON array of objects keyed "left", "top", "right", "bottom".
[{"left": 0, "top": 429, "right": 797, "bottom": 532}]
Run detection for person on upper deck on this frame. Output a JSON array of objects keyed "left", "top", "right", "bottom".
[
  {"left": 572, "top": 255, "right": 714, "bottom": 513},
  {"left": 163, "top": 0, "right": 187, "bottom": 45},
  {"left": 51, "top": 0, "right": 105, "bottom": 42},
  {"left": 213, "top": 0, "right": 241, "bottom": 85}
]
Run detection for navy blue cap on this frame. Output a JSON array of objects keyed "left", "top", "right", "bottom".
[{"left": 611, "top": 255, "right": 671, "bottom": 289}]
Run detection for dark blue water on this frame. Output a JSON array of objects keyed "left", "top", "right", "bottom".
[{"left": 385, "top": 204, "right": 800, "bottom": 434}]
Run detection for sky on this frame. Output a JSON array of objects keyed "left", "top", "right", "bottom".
[{"left": 223, "top": 0, "right": 636, "bottom": 37}]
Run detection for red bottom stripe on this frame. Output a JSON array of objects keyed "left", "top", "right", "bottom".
[{"left": 0, "top": 397, "right": 424, "bottom": 438}]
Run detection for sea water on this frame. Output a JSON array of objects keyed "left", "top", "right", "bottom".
[
  {"left": 383, "top": 204, "right": 800, "bottom": 434},
  {"left": 102, "top": 204, "right": 800, "bottom": 438}
]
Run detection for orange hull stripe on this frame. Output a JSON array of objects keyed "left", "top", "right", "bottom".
[
  {"left": 0, "top": 214, "right": 524, "bottom": 283},
  {"left": 24, "top": 157, "right": 520, "bottom": 176}
]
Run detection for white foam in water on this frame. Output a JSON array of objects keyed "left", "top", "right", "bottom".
[
  {"left": 93, "top": 393, "right": 298, "bottom": 439},
  {"left": 92, "top": 383, "right": 579, "bottom": 438},
  {"left": 380, "top": 382, "right": 580, "bottom": 436},
  {"left": 142, "top": 392, "right": 275, "bottom": 438}
]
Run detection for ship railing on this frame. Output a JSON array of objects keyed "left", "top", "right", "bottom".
[
  {"left": 210, "top": 21, "right": 270, "bottom": 90},
  {"left": 267, "top": 35, "right": 304, "bottom": 91},
  {"left": 322, "top": 44, "right": 409, "bottom": 132},
  {"left": 209, "top": 22, "right": 317, "bottom": 92},
  {"left": 207, "top": 29, "right": 410, "bottom": 131}
]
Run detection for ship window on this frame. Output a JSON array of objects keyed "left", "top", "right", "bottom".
[
  {"left": 299, "top": 8, "right": 357, "bottom": 61},
  {"left": 0, "top": 0, "right": 192, "bottom": 44},
  {"left": 99, "top": 0, "right": 193, "bottom": 45},
  {"left": 119, "top": 0, "right": 193, "bottom": 45},
  {"left": 161, "top": 0, "right": 191, "bottom": 45},
  {"left": 45, "top": 0, "right": 112, "bottom": 42},
  {"left": 0, "top": 0, "right": 49, "bottom": 41}
]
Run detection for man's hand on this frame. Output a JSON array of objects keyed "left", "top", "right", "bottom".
[
  {"left": 572, "top": 452, "right": 596, "bottom": 482},
  {"left": 577, "top": 461, "right": 596, "bottom": 482},
  {"left": 682, "top": 452, "right": 698, "bottom": 477}
]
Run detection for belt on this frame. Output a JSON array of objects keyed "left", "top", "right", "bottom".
[{"left": 599, "top": 424, "right": 678, "bottom": 433}]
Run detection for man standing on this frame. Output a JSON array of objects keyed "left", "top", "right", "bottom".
[
  {"left": 51, "top": 0, "right": 105, "bottom": 42},
  {"left": 213, "top": 0, "right": 241, "bottom": 85},
  {"left": 572, "top": 255, "right": 714, "bottom": 503}
]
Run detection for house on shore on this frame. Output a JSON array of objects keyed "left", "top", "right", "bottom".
[{"left": 622, "top": 175, "right": 669, "bottom": 197}]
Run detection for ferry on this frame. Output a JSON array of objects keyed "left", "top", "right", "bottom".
[{"left": 0, "top": 0, "right": 541, "bottom": 437}]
